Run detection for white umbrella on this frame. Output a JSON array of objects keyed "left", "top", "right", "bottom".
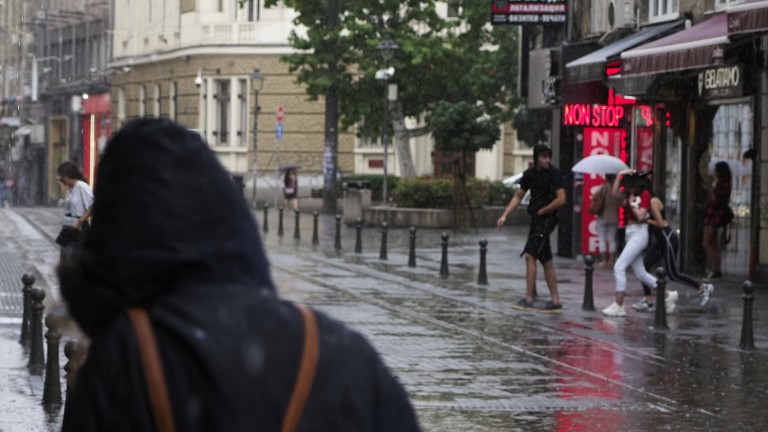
[
  {"left": 708, "top": 159, "right": 750, "bottom": 177},
  {"left": 572, "top": 155, "right": 629, "bottom": 175}
]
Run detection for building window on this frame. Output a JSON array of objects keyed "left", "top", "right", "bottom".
[
  {"left": 117, "top": 88, "right": 126, "bottom": 129},
  {"left": 214, "top": 79, "right": 230, "bottom": 145},
  {"left": 446, "top": 0, "right": 459, "bottom": 18},
  {"left": 715, "top": 0, "right": 740, "bottom": 9},
  {"left": 169, "top": 81, "right": 177, "bottom": 121},
  {"left": 649, "top": 0, "right": 679, "bottom": 21},
  {"left": 201, "top": 79, "right": 208, "bottom": 138},
  {"left": 238, "top": 78, "right": 248, "bottom": 147},
  {"left": 138, "top": 86, "right": 146, "bottom": 117},
  {"left": 154, "top": 84, "right": 161, "bottom": 117}
]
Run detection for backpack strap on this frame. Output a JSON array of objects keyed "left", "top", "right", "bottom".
[
  {"left": 281, "top": 305, "right": 320, "bottom": 432},
  {"left": 127, "top": 304, "right": 319, "bottom": 432},
  {"left": 127, "top": 308, "right": 176, "bottom": 432}
]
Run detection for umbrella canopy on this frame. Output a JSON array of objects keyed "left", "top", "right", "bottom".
[
  {"left": 708, "top": 159, "right": 750, "bottom": 177},
  {"left": 279, "top": 162, "right": 301, "bottom": 171},
  {"left": 572, "top": 155, "right": 629, "bottom": 175}
]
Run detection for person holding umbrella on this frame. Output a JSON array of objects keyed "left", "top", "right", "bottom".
[
  {"left": 283, "top": 165, "right": 299, "bottom": 211},
  {"left": 497, "top": 144, "right": 565, "bottom": 313},
  {"left": 601, "top": 169, "right": 678, "bottom": 317}
]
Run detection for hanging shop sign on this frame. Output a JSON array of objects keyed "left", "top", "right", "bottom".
[
  {"left": 697, "top": 64, "right": 743, "bottom": 100},
  {"left": 491, "top": 0, "right": 567, "bottom": 25},
  {"left": 563, "top": 104, "right": 625, "bottom": 127}
]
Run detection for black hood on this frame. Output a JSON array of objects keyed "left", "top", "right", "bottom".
[{"left": 61, "top": 118, "right": 274, "bottom": 336}]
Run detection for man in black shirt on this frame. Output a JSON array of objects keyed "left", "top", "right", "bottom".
[{"left": 496, "top": 144, "right": 566, "bottom": 313}]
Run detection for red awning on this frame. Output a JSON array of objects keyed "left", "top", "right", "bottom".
[
  {"left": 621, "top": 14, "right": 729, "bottom": 76},
  {"left": 727, "top": 0, "right": 768, "bottom": 34}
]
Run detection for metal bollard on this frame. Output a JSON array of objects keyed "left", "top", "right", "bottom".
[
  {"left": 28, "top": 288, "right": 46, "bottom": 374},
  {"left": 439, "top": 232, "right": 449, "bottom": 277},
  {"left": 739, "top": 281, "right": 756, "bottom": 350},
  {"left": 354, "top": 219, "right": 363, "bottom": 254},
  {"left": 64, "top": 341, "right": 86, "bottom": 398},
  {"left": 42, "top": 314, "right": 63, "bottom": 406},
  {"left": 582, "top": 255, "right": 595, "bottom": 311},
  {"left": 278, "top": 207, "right": 284, "bottom": 237},
  {"left": 334, "top": 214, "right": 342, "bottom": 250},
  {"left": 262, "top": 205, "right": 269, "bottom": 233},
  {"left": 653, "top": 267, "right": 668, "bottom": 330},
  {"left": 312, "top": 212, "right": 319, "bottom": 245},
  {"left": 379, "top": 221, "right": 388, "bottom": 260},
  {"left": 477, "top": 240, "right": 488, "bottom": 285},
  {"left": 294, "top": 209, "right": 301, "bottom": 240},
  {"left": 20, "top": 273, "right": 35, "bottom": 347},
  {"left": 408, "top": 227, "right": 417, "bottom": 267}
]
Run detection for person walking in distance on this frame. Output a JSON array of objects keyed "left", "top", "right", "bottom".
[
  {"left": 283, "top": 167, "right": 299, "bottom": 211},
  {"left": 602, "top": 169, "right": 678, "bottom": 317},
  {"left": 702, "top": 161, "right": 733, "bottom": 280},
  {"left": 497, "top": 144, "right": 566, "bottom": 313},
  {"left": 54, "top": 161, "right": 93, "bottom": 264},
  {"left": 594, "top": 174, "right": 622, "bottom": 267},
  {"left": 634, "top": 192, "right": 715, "bottom": 311}
]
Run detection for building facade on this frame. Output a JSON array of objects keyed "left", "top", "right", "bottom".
[{"left": 529, "top": 0, "right": 766, "bottom": 278}]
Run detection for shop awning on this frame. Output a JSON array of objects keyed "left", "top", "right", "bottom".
[
  {"left": 727, "top": 0, "right": 768, "bottom": 34},
  {"left": 566, "top": 21, "right": 683, "bottom": 83},
  {"left": 621, "top": 14, "right": 729, "bottom": 76}
]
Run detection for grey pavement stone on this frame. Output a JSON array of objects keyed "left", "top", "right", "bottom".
[{"left": 1, "top": 206, "right": 767, "bottom": 431}]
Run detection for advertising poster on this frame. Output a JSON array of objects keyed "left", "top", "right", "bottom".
[{"left": 581, "top": 128, "right": 625, "bottom": 256}]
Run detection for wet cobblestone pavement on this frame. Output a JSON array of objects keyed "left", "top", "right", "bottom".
[{"left": 2, "top": 207, "right": 768, "bottom": 431}]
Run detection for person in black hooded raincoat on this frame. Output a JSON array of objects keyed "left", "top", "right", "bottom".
[{"left": 60, "top": 118, "right": 421, "bottom": 432}]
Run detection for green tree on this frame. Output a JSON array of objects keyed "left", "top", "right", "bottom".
[{"left": 263, "top": 0, "right": 520, "bottom": 210}]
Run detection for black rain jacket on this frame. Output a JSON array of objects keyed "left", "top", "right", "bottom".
[{"left": 60, "top": 118, "right": 420, "bottom": 432}]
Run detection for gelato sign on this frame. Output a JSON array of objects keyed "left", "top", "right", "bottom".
[{"left": 697, "top": 64, "right": 743, "bottom": 99}]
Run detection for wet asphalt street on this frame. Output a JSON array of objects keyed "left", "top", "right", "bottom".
[{"left": 1, "top": 206, "right": 767, "bottom": 431}]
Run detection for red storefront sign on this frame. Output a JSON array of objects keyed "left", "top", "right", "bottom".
[
  {"left": 82, "top": 93, "right": 111, "bottom": 185},
  {"left": 581, "top": 128, "right": 626, "bottom": 256}
]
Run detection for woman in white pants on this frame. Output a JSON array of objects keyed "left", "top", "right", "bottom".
[{"left": 602, "top": 169, "right": 677, "bottom": 317}]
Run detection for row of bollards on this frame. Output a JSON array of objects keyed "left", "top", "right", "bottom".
[
  {"left": 260, "top": 208, "right": 491, "bottom": 283},
  {"left": 17, "top": 274, "right": 88, "bottom": 410}
]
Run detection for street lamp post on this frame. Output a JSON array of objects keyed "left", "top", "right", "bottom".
[
  {"left": 376, "top": 35, "right": 399, "bottom": 205},
  {"left": 251, "top": 69, "right": 264, "bottom": 209}
]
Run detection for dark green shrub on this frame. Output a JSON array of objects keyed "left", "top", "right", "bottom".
[{"left": 395, "top": 178, "right": 453, "bottom": 208}]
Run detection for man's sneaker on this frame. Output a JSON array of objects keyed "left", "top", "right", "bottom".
[
  {"left": 538, "top": 301, "right": 563, "bottom": 314},
  {"left": 665, "top": 290, "right": 678, "bottom": 314},
  {"left": 602, "top": 302, "right": 627, "bottom": 317},
  {"left": 512, "top": 298, "right": 536, "bottom": 311},
  {"left": 700, "top": 283, "right": 715, "bottom": 306},
  {"left": 631, "top": 300, "right": 654, "bottom": 312}
]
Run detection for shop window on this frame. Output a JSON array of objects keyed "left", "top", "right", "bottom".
[{"left": 649, "top": 0, "right": 679, "bottom": 22}]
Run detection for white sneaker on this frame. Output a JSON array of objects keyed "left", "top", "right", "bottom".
[
  {"left": 665, "top": 290, "right": 678, "bottom": 314},
  {"left": 602, "top": 302, "right": 627, "bottom": 317},
  {"left": 700, "top": 283, "right": 715, "bottom": 306},
  {"left": 631, "top": 300, "right": 654, "bottom": 312}
]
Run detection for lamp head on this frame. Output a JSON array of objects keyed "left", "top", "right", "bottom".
[{"left": 195, "top": 69, "right": 203, "bottom": 87}]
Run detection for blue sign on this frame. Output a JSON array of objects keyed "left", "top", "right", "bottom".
[{"left": 276, "top": 122, "right": 284, "bottom": 140}]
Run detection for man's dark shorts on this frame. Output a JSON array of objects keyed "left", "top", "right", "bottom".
[{"left": 522, "top": 214, "right": 558, "bottom": 264}]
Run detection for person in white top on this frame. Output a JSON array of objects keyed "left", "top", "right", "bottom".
[{"left": 55, "top": 161, "right": 94, "bottom": 262}]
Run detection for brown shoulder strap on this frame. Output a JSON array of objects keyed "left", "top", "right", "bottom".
[
  {"left": 127, "top": 308, "right": 176, "bottom": 432},
  {"left": 281, "top": 305, "right": 320, "bottom": 432}
]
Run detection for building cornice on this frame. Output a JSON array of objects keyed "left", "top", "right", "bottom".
[{"left": 108, "top": 44, "right": 303, "bottom": 69}]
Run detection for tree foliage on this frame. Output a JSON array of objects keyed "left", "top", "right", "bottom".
[
  {"left": 262, "top": 0, "right": 522, "bottom": 174},
  {"left": 429, "top": 101, "right": 500, "bottom": 153}
]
